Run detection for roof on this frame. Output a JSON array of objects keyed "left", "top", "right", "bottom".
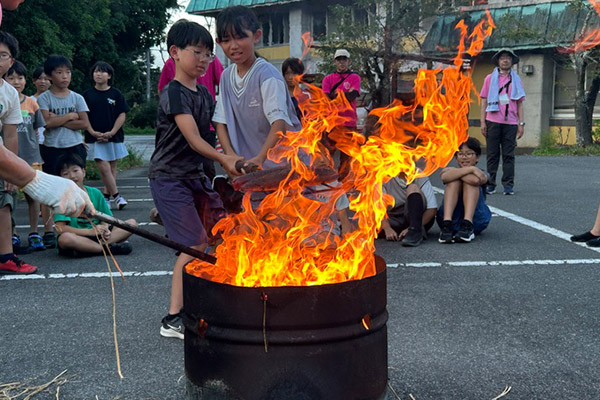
[
  {"left": 186, "top": 0, "right": 302, "bottom": 15},
  {"left": 422, "top": 1, "right": 600, "bottom": 56}
]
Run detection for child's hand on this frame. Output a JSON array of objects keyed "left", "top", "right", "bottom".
[
  {"left": 220, "top": 154, "right": 245, "bottom": 176},
  {"left": 383, "top": 226, "right": 399, "bottom": 241},
  {"left": 68, "top": 112, "right": 80, "bottom": 121}
]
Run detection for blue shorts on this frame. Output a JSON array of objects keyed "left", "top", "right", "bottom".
[
  {"left": 149, "top": 176, "right": 226, "bottom": 247},
  {"left": 436, "top": 187, "right": 491, "bottom": 234}
]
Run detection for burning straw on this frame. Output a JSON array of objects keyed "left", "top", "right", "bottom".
[{"left": 187, "top": 11, "right": 495, "bottom": 287}]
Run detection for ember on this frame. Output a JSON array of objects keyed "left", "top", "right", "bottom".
[{"left": 186, "top": 11, "right": 495, "bottom": 287}]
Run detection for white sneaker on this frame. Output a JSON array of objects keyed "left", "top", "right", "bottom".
[
  {"left": 114, "top": 195, "right": 128, "bottom": 210},
  {"left": 104, "top": 197, "right": 113, "bottom": 210}
]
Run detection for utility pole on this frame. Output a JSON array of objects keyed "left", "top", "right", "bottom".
[{"left": 146, "top": 48, "right": 151, "bottom": 101}]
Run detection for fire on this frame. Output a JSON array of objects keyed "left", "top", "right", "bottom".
[
  {"left": 186, "top": 13, "right": 495, "bottom": 287},
  {"left": 561, "top": 0, "right": 600, "bottom": 53}
]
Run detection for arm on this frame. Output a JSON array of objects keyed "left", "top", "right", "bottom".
[
  {"left": 380, "top": 217, "right": 399, "bottom": 241},
  {"left": 440, "top": 166, "right": 473, "bottom": 183},
  {"left": 54, "top": 220, "right": 101, "bottom": 236},
  {"left": 517, "top": 100, "right": 524, "bottom": 139},
  {"left": 175, "top": 114, "right": 243, "bottom": 176},
  {"left": 41, "top": 109, "right": 79, "bottom": 128},
  {"left": 107, "top": 112, "right": 126, "bottom": 136},
  {"left": 480, "top": 98, "right": 488, "bottom": 137},
  {"left": 64, "top": 111, "right": 90, "bottom": 130},
  {"left": 215, "top": 122, "right": 237, "bottom": 156},
  {"left": 247, "top": 119, "right": 286, "bottom": 167}
]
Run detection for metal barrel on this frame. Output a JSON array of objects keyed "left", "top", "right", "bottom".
[{"left": 182, "top": 255, "right": 388, "bottom": 400}]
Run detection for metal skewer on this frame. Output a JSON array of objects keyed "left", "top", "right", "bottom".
[{"left": 90, "top": 211, "right": 217, "bottom": 265}]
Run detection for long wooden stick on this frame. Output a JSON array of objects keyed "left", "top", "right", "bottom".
[{"left": 91, "top": 212, "right": 217, "bottom": 265}]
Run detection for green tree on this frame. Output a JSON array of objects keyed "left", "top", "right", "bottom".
[{"left": 1, "top": 0, "right": 178, "bottom": 104}]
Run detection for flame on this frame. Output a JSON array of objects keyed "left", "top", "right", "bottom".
[
  {"left": 561, "top": 0, "right": 600, "bottom": 53},
  {"left": 186, "top": 13, "right": 495, "bottom": 287}
]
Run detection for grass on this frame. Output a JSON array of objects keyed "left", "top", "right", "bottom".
[
  {"left": 124, "top": 125, "right": 155, "bottom": 135},
  {"left": 532, "top": 144, "right": 600, "bottom": 156},
  {"left": 85, "top": 145, "right": 145, "bottom": 181}
]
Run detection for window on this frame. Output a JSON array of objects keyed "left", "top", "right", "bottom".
[
  {"left": 313, "top": 12, "right": 327, "bottom": 38},
  {"left": 258, "top": 12, "right": 289, "bottom": 46},
  {"left": 553, "top": 61, "right": 600, "bottom": 117}
]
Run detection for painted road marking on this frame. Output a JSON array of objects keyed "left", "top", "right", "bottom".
[
  {"left": 432, "top": 187, "right": 600, "bottom": 254},
  {"left": 4, "top": 258, "right": 600, "bottom": 280},
  {"left": 88, "top": 185, "right": 150, "bottom": 189}
]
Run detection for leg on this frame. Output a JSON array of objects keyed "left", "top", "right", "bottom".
[
  {"left": 500, "top": 124, "right": 517, "bottom": 190},
  {"left": 461, "top": 182, "right": 481, "bottom": 222},
  {"left": 442, "top": 181, "right": 462, "bottom": 221},
  {"left": 105, "top": 219, "right": 136, "bottom": 244},
  {"left": 485, "top": 121, "right": 502, "bottom": 189},
  {"left": 591, "top": 203, "right": 600, "bottom": 236},
  {"left": 96, "top": 159, "right": 118, "bottom": 196},
  {"left": 26, "top": 194, "right": 40, "bottom": 235},
  {"left": 57, "top": 232, "right": 103, "bottom": 254},
  {"left": 0, "top": 206, "right": 12, "bottom": 255},
  {"left": 169, "top": 244, "right": 207, "bottom": 314},
  {"left": 41, "top": 205, "right": 54, "bottom": 234}
]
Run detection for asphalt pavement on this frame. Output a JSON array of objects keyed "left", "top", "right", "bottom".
[{"left": 2, "top": 145, "right": 600, "bottom": 399}]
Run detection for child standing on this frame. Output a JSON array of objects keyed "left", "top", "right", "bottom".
[
  {"left": 83, "top": 61, "right": 130, "bottom": 210},
  {"left": 437, "top": 137, "right": 492, "bottom": 243},
  {"left": 54, "top": 153, "right": 135, "bottom": 257},
  {"left": 31, "top": 66, "right": 50, "bottom": 144},
  {"left": 5, "top": 60, "right": 46, "bottom": 251},
  {"left": 213, "top": 6, "right": 301, "bottom": 170},
  {"left": 149, "top": 19, "right": 242, "bottom": 339},
  {"left": 36, "top": 54, "right": 90, "bottom": 249},
  {"left": 0, "top": 31, "right": 36, "bottom": 274}
]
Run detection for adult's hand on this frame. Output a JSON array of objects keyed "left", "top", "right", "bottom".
[
  {"left": 481, "top": 120, "right": 487, "bottom": 137},
  {"left": 22, "top": 170, "right": 95, "bottom": 217}
]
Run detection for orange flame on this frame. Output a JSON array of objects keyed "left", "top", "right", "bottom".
[
  {"left": 186, "top": 13, "right": 495, "bottom": 287},
  {"left": 561, "top": 0, "right": 600, "bottom": 53}
]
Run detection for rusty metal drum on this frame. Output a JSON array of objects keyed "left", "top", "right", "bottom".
[{"left": 182, "top": 255, "right": 388, "bottom": 400}]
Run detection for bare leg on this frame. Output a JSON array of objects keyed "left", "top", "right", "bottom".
[
  {"left": 0, "top": 206, "right": 12, "bottom": 254},
  {"left": 461, "top": 183, "right": 480, "bottom": 222},
  {"left": 26, "top": 194, "right": 40, "bottom": 234},
  {"left": 443, "top": 181, "right": 462, "bottom": 221},
  {"left": 41, "top": 205, "right": 53, "bottom": 233},
  {"left": 591, "top": 203, "right": 600, "bottom": 236},
  {"left": 96, "top": 159, "right": 118, "bottom": 196},
  {"left": 58, "top": 232, "right": 104, "bottom": 253},
  {"left": 105, "top": 219, "right": 136, "bottom": 244},
  {"left": 169, "top": 243, "right": 207, "bottom": 315}
]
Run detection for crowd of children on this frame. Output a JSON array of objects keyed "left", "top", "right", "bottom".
[{"left": 0, "top": 28, "right": 135, "bottom": 275}]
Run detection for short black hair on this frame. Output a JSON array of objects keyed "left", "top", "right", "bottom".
[
  {"left": 216, "top": 6, "right": 260, "bottom": 41},
  {"left": 282, "top": 58, "right": 304, "bottom": 75},
  {"left": 90, "top": 61, "right": 114, "bottom": 85},
  {"left": 0, "top": 31, "right": 18, "bottom": 58},
  {"left": 460, "top": 137, "right": 482, "bottom": 156},
  {"left": 56, "top": 153, "right": 86, "bottom": 174},
  {"left": 167, "top": 19, "right": 214, "bottom": 53},
  {"left": 33, "top": 66, "right": 45, "bottom": 80},
  {"left": 6, "top": 60, "right": 27, "bottom": 77},
  {"left": 44, "top": 54, "right": 72, "bottom": 76}
]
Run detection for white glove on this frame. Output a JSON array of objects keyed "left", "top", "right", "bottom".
[{"left": 22, "top": 170, "right": 95, "bottom": 217}]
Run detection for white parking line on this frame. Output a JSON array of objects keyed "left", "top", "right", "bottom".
[
  {"left": 432, "top": 186, "right": 600, "bottom": 254},
  {"left": 88, "top": 185, "right": 150, "bottom": 189},
  {"left": 15, "top": 221, "right": 159, "bottom": 229}
]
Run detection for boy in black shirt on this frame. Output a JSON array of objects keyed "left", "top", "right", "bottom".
[{"left": 149, "top": 19, "right": 242, "bottom": 339}]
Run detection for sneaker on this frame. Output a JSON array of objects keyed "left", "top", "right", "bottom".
[
  {"left": 401, "top": 227, "right": 423, "bottom": 247},
  {"left": 587, "top": 237, "right": 600, "bottom": 247},
  {"left": 454, "top": 220, "right": 475, "bottom": 243},
  {"left": 43, "top": 232, "right": 57, "bottom": 249},
  {"left": 160, "top": 314, "right": 184, "bottom": 339},
  {"left": 107, "top": 241, "right": 132, "bottom": 255},
  {"left": 114, "top": 195, "right": 128, "bottom": 210},
  {"left": 0, "top": 256, "right": 37, "bottom": 274},
  {"left": 485, "top": 186, "right": 496, "bottom": 195},
  {"left": 12, "top": 234, "right": 30, "bottom": 255},
  {"left": 28, "top": 233, "right": 46, "bottom": 251},
  {"left": 439, "top": 221, "right": 454, "bottom": 244},
  {"left": 104, "top": 197, "right": 112, "bottom": 210},
  {"left": 503, "top": 187, "right": 515, "bottom": 195},
  {"left": 571, "top": 231, "right": 600, "bottom": 242}
]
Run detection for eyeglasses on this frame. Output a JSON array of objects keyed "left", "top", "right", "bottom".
[
  {"left": 0, "top": 52, "right": 12, "bottom": 61},
  {"left": 457, "top": 152, "right": 477, "bottom": 158},
  {"left": 182, "top": 48, "right": 215, "bottom": 61}
]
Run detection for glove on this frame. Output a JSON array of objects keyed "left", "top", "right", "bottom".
[{"left": 22, "top": 170, "right": 95, "bottom": 217}]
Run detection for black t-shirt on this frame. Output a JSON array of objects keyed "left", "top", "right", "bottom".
[
  {"left": 148, "top": 80, "right": 215, "bottom": 179},
  {"left": 82, "top": 87, "right": 130, "bottom": 143}
]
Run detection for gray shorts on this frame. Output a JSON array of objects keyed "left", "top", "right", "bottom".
[{"left": 0, "top": 179, "right": 15, "bottom": 211}]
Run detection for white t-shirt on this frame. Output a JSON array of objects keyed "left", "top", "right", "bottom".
[{"left": 0, "top": 79, "right": 24, "bottom": 136}]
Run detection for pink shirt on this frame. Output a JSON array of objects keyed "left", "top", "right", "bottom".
[
  {"left": 480, "top": 73, "right": 524, "bottom": 125},
  {"left": 322, "top": 71, "right": 361, "bottom": 127},
  {"left": 157, "top": 56, "right": 224, "bottom": 100}
]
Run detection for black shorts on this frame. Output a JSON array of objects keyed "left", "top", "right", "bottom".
[{"left": 40, "top": 143, "right": 87, "bottom": 176}]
